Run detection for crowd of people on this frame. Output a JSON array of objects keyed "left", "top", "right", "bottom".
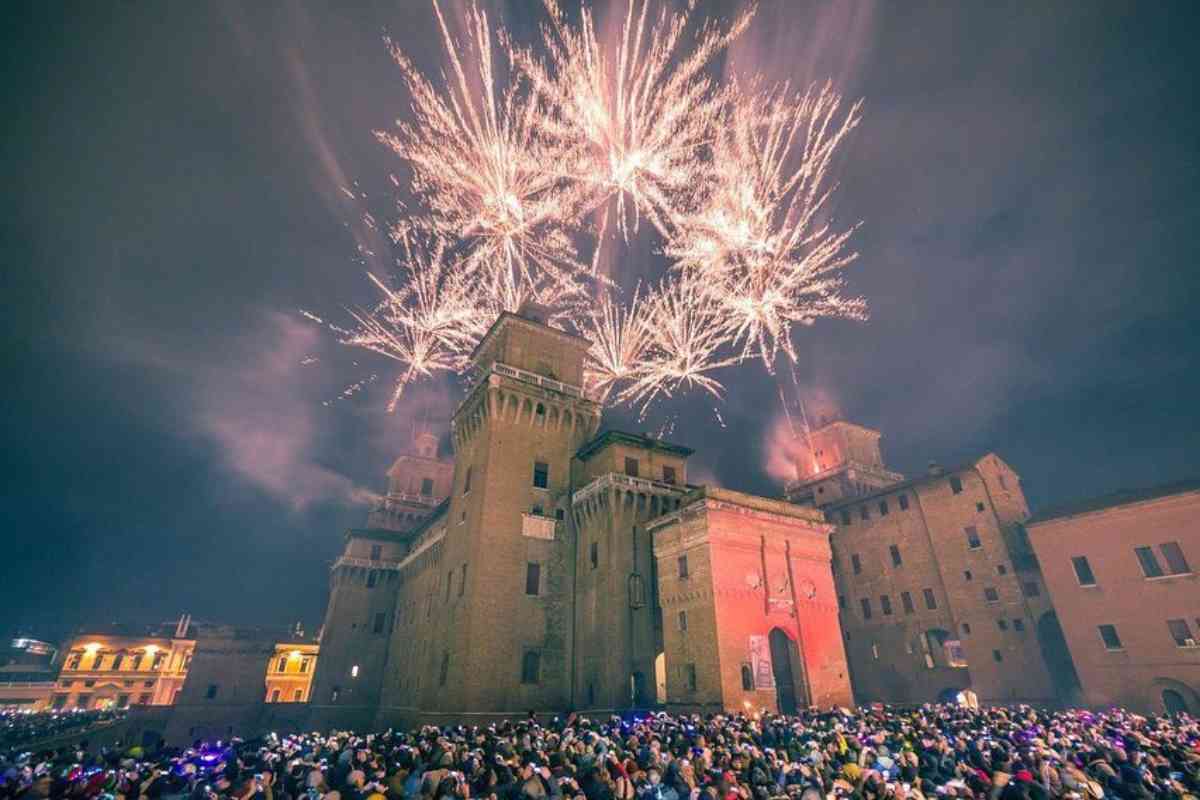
[
  {"left": 0, "top": 710, "right": 126, "bottom": 752},
  {"left": 0, "top": 705, "right": 1197, "bottom": 800}
]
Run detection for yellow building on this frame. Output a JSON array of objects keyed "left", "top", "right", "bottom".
[
  {"left": 55, "top": 626, "right": 195, "bottom": 710},
  {"left": 263, "top": 643, "right": 319, "bottom": 703}
]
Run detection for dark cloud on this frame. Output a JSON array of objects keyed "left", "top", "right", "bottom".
[{"left": 4, "top": 0, "right": 1199, "bottom": 633}]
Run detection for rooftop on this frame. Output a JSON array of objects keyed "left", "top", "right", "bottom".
[
  {"left": 1027, "top": 477, "right": 1200, "bottom": 525},
  {"left": 576, "top": 430, "right": 694, "bottom": 461},
  {"left": 822, "top": 458, "right": 985, "bottom": 510}
]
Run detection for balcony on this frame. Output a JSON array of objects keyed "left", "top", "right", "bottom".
[
  {"left": 332, "top": 555, "right": 402, "bottom": 571},
  {"left": 572, "top": 472, "right": 688, "bottom": 507},
  {"left": 521, "top": 513, "right": 557, "bottom": 541},
  {"left": 492, "top": 362, "right": 584, "bottom": 399}
]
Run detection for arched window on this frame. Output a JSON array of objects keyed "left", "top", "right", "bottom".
[{"left": 741, "top": 664, "right": 754, "bottom": 691}]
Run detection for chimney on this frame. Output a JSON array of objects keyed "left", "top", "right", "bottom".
[{"left": 927, "top": 461, "right": 944, "bottom": 476}]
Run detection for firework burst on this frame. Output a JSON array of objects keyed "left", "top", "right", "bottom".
[
  {"left": 517, "top": 0, "right": 754, "bottom": 266},
  {"left": 665, "top": 80, "right": 866, "bottom": 369}
]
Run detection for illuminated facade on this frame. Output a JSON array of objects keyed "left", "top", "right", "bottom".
[
  {"left": 53, "top": 620, "right": 195, "bottom": 710},
  {"left": 264, "top": 643, "right": 319, "bottom": 704},
  {"left": 310, "top": 308, "right": 851, "bottom": 729}
]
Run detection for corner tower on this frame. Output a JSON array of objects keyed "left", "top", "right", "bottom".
[
  {"left": 784, "top": 419, "right": 903, "bottom": 508},
  {"left": 433, "top": 308, "right": 601, "bottom": 714}
]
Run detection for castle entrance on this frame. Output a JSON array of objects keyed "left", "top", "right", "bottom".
[{"left": 769, "top": 628, "right": 802, "bottom": 714}]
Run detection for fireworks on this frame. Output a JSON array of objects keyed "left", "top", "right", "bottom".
[{"left": 329, "top": 1, "right": 869, "bottom": 415}]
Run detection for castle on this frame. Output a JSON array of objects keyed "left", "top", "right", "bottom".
[{"left": 303, "top": 306, "right": 1070, "bottom": 729}]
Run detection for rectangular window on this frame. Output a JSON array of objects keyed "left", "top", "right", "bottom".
[
  {"left": 370, "top": 544, "right": 382, "bottom": 561},
  {"left": 997, "top": 619, "right": 1008, "bottom": 631},
  {"left": 293, "top": 689, "right": 303, "bottom": 702},
  {"left": 300, "top": 658, "right": 311, "bottom": 674},
  {"left": 889, "top": 544, "right": 902, "bottom": 566},
  {"left": 992, "top": 649, "right": 1002, "bottom": 662},
  {"left": 463, "top": 466, "right": 472, "bottom": 494},
  {"left": 976, "top": 502, "right": 986, "bottom": 512},
  {"left": 901, "top": 591, "right": 914, "bottom": 614},
  {"left": 879, "top": 500, "right": 889, "bottom": 516},
  {"left": 1167, "top": 619, "right": 1194, "bottom": 647},
  {"left": 860, "top": 506, "right": 870, "bottom": 521},
  {"left": 270, "top": 688, "right": 281, "bottom": 703},
  {"left": 678, "top": 610, "right": 687, "bottom": 631},
  {"left": 459, "top": 563, "right": 467, "bottom": 596},
  {"left": 1072, "top": 555, "right": 1097, "bottom": 586},
  {"left": 851, "top": 554, "right": 862, "bottom": 575},
  {"left": 1159, "top": 541, "right": 1191, "bottom": 575},
  {"left": 521, "top": 651, "right": 541, "bottom": 684},
  {"left": 367, "top": 571, "right": 377, "bottom": 588},
  {"left": 1135, "top": 546, "right": 1164, "bottom": 578},
  {"left": 1098, "top": 624, "right": 1123, "bottom": 650},
  {"left": 420, "top": 477, "right": 434, "bottom": 496},
  {"left": 1022, "top": 580, "right": 1040, "bottom": 597},
  {"left": 880, "top": 595, "right": 893, "bottom": 616},
  {"left": 1013, "top": 618, "right": 1025, "bottom": 632},
  {"left": 898, "top": 494, "right": 909, "bottom": 511},
  {"left": 923, "top": 588, "right": 938, "bottom": 610},
  {"left": 532, "top": 461, "right": 549, "bottom": 489},
  {"left": 277, "top": 656, "right": 288, "bottom": 673},
  {"left": 984, "top": 586, "right": 1000, "bottom": 603},
  {"left": 678, "top": 555, "right": 689, "bottom": 579},
  {"left": 964, "top": 526, "right": 982, "bottom": 549},
  {"left": 624, "top": 457, "right": 640, "bottom": 477},
  {"left": 662, "top": 465, "right": 676, "bottom": 484},
  {"left": 137, "top": 693, "right": 151, "bottom": 705},
  {"left": 964, "top": 569, "right": 973, "bottom": 581},
  {"left": 686, "top": 663, "right": 697, "bottom": 691},
  {"left": 525, "top": 562, "right": 541, "bottom": 596},
  {"left": 840, "top": 509, "right": 852, "bottom": 525},
  {"left": 860, "top": 597, "right": 873, "bottom": 620},
  {"left": 590, "top": 542, "right": 598, "bottom": 569},
  {"left": 373, "top": 612, "right": 385, "bottom": 634},
  {"left": 950, "top": 476, "right": 963, "bottom": 494},
  {"left": 997, "top": 564, "right": 1008, "bottom": 575},
  {"left": 205, "top": 684, "right": 219, "bottom": 700}
]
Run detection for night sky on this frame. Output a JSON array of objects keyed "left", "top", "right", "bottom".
[{"left": 5, "top": 1, "right": 1199, "bottom": 638}]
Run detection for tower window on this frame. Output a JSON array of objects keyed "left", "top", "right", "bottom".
[
  {"left": 350, "top": 664, "right": 359, "bottom": 678},
  {"left": 840, "top": 510, "right": 852, "bottom": 525},
  {"left": 997, "top": 619, "right": 1008, "bottom": 631},
  {"left": 1013, "top": 618, "right": 1025, "bottom": 632},
  {"left": 521, "top": 650, "right": 541, "bottom": 684},
  {"left": 533, "top": 461, "right": 549, "bottom": 489},
  {"left": 976, "top": 502, "right": 985, "bottom": 512},
  {"left": 373, "top": 612, "right": 385, "bottom": 634},
  {"left": 923, "top": 588, "right": 937, "bottom": 610},
  {"left": 898, "top": 494, "right": 909, "bottom": 511},
  {"left": 525, "top": 562, "right": 542, "bottom": 596},
  {"left": 205, "top": 684, "right": 219, "bottom": 699},
  {"left": 860, "top": 597, "right": 872, "bottom": 620},
  {"left": 678, "top": 610, "right": 688, "bottom": 631},
  {"left": 961, "top": 622, "right": 971, "bottom": 635},
  {"left": 1071, "top": 555, "right": 1097, "bottom": 586},
  {"left": 879, "top": 500, "right": 889, "bottom": 516},
  {"left": 838, "top": 595, "right": 846, "bottom": 609},
  {"left": 984, "top": 586, "right": 1000, "bottom": 603},
  {"left": 590, "top": 542, "right": 598, "bottom": 569},
  {"left": 685, "top": 663, "right": 697, "bottom": 691},
  {"left": 860, "top": 506, "right": 870, "bottom": 521},
  {"left": 1098, "top": 624, "right": 1123, "bottom": 650},
  {"left": 996, "top": 564, "right": 1007, "bottom": 575},
  {"left": 964, "top": 570, "right": 973, "bottom": 581},
  {"left": 992, "top": 649, "right": 1002, "bottom": 662},
  {"left": 463, "top": 466, "right": 472, "bottom": 495},
  {"left": 851, "top": 554, "right": 862, "bottom": 575},
  {"left": 950, "top": 476, "right": 963, "bottom": 494},
  {"left": 964, "top": 526, "right": 982, "bottom": 549},
  {"left": 370, "top": 544, "right": 382, "bottom": 561},
  {"left": 889, "top": 544, "right": 902, "bottom": 566},
  {"left": 880, "top": 595, "right": 893, "bottom": 616},
  {"left": 367, "top": 571, "right": 377, "bottom": 588},
  {"left": 625, "top": 457, "right": 640, "bottom": 477},
  {"left": 901, "top": 591, "right": 914, "bottom": 614},
  {"left": 662, "top": 466, "right": 677, "bottom": 484},
  {"left": 1021, "top": 580, "right": 1040, "bottom": 597},
  {"left": 276, "top": 656, "right": 288, "bottom": 672},
  {"left": 678, "top": 555, "right": 689, "bottom": 579},
  {"left": 420, "top": 478, "right": 434, "bottom": 496}
]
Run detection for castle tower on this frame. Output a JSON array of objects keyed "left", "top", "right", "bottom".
[
  {"left": 379, "top": 307, "right": 601, "bottom": 719},
  {"left": 784, "top": 420, "right": 903, "bottom": 508},
  {"left": 571, "top": 431, "right": 693, "bottom": 710},
  {"left": 366, "top": 423, "right": 454, "bottom": 532}
]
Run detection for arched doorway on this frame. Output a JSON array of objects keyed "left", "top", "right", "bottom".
[
  {"left": 1163, "top": 689, "right": 1188, "bottom": 715},
  {"left": 630, "top": 671, "right": 648, "bottom": 707},
  {"left": 1037, "top": 612, "right": 1082, "bottom": 704},
  {"left": 769, "top": 628, "right": 803, "bottom": 714}
]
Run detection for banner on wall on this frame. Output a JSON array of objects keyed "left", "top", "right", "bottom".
[{"left": 749, "top": 635, "right": 775, "bottom": 690}]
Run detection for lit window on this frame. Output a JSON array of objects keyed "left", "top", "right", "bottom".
[
  {"left": 1072, "top": 556, "right": 1096, "bottom": 586},
  {"left": 276, "top": 656, "right": 288, "bottom": 673},
  {"left": 300, "top": 658, "right": 311, "bottom": 674},
  {"left": 532, "top": 461, "right": 549, "bottom": 489},
  {"left": 1098, "top": 624, "right": 1123, "bottom": 650},
  {"left": 351, "top": 664, "right": 359, "bottom": 678}
]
